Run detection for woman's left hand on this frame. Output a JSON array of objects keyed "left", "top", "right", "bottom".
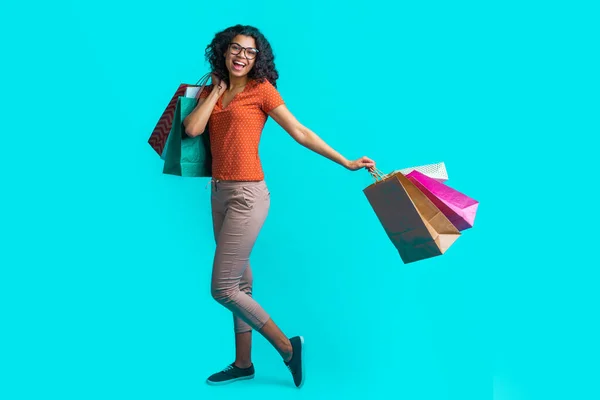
[{"left": 346, "top": 156, "right": 376, "bottom": 171}]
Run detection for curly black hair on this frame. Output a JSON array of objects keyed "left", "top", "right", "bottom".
[{"left": 205, "top": 24, "right": 279, "bottom": 88}]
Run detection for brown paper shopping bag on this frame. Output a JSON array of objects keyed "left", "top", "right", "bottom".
[{"left": 363, "top": 168, "right": 461, "bottom": 263}]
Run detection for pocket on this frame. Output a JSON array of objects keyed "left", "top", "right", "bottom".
[
  {"left": 237, "top": 186, "right": 255, "bottom": 210},
  {"left": 256, "top": 183, "right": 270, "bottom": 202}
]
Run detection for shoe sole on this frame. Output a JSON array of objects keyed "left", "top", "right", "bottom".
[
  {"left": 206, "top": 374, "right": 255, "bottom": 386},
  {"left": 298, "top": 336, "right": 305, "bottom": 388}
]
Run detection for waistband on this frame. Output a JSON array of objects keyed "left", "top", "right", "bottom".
[{"left": 209, "top": 179, "right": 266, "bottom": 189}]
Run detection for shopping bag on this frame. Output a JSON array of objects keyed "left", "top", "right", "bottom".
[
  {"left": 148, "top": 72, "right": 211, "bottom": 159},
  {"left": 386, "top": 162, "right": 448, "bottom": 182},
  {"left": 364, "top": 169, "right": 461, "bottom": 264},
  {"left": 162, "top": 96, "right": 212, "bottom": 177},
  {"left": 406, "top": 170, "right": 479, "bottom": 231},
  {"left": 185, "top": 86, "right": 203, "bottom": 98}
]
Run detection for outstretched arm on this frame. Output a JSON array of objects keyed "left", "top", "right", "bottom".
[{"left": 268, "top": 104, "right": 375, "bottom": 171}]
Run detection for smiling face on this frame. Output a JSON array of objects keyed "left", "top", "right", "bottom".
[{"left": 224, "top": 34, "right": 259, "bottom": 79}]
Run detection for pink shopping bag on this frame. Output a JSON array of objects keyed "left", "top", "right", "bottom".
[{"left": 406, "top": 170, "right": 479, "bottom": 231}]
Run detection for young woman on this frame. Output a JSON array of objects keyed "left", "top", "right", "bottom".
[{"left": 183, "top": 24, "right": 376, "bottom": 389}]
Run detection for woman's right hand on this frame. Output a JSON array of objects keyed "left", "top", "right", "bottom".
[{"left": 211, "top": 73, "right": 227, "bottom": 94}]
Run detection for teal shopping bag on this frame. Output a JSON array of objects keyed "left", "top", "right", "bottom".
[
  {"left": 162, "top": 96, "right": 212, "bottom": 177},
  {"left": 151, "top": 72, "right": 211, "bottom": 161}
]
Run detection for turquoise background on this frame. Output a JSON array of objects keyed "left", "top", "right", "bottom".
[{"left": 1, "top": 1, "right": 598, "bottom": 399}]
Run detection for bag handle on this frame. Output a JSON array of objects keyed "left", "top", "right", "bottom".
[
  {"left": 369, "top": 167, "right": 387, "bottom": 182},
  {"left": 194, "top": 71, "right": 212, "bottom": 86},
  {"left": 189, "top": 72, "right": 212, "bottom": 99}
]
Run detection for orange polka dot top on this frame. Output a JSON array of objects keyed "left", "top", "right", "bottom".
[{"left": 198, "top": 78, "right": 285, "bottom": 181}]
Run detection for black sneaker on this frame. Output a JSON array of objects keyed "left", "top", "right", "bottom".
[
  {"left": 284, "top": 336, "right": 305, "bottom": 388},
  {"left": 206, "top": 363, "right": 255, "bottom": 385}
]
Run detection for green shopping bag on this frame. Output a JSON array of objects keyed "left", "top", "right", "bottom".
[{"left": 162, "top": 96, "right": 212, "bottom": 177}]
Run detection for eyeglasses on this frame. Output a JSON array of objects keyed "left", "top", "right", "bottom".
[{"left": 228, "top": 42, "right": 259, "bottom": 60}]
